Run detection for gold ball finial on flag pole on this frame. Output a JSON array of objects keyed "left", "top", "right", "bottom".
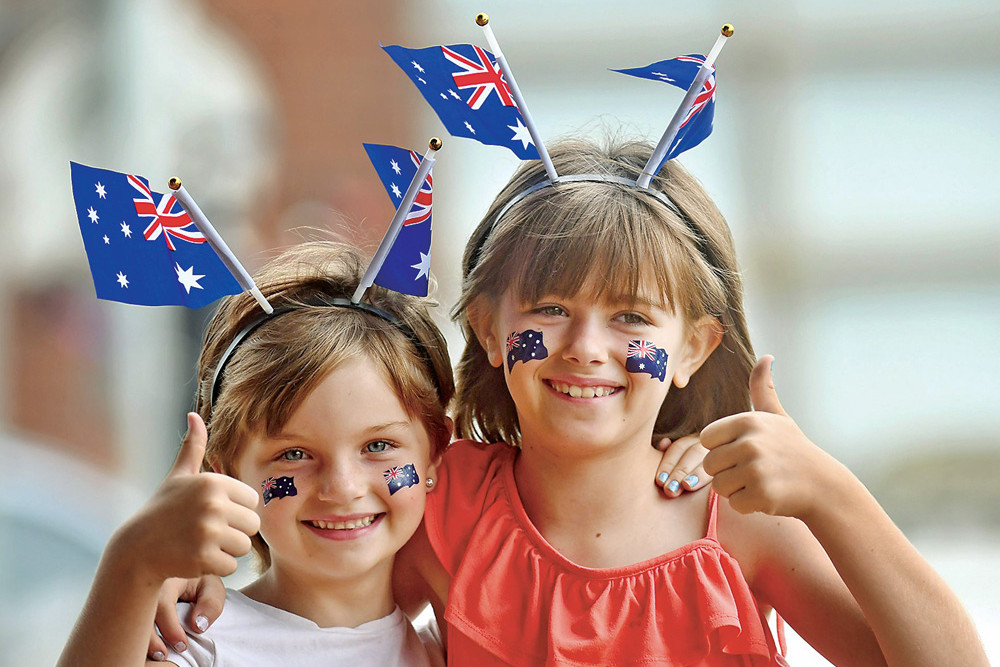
[
  {"left": 168, "top": 177, "right": 182, "bottom": 190},
  {"left": 721, "top": 24, "right": 734, "bottom": 37},
  {"left": 476, "top": 13, "right": 490, "bottom": 26},
  {"left": 429, "top": 137, "right": 443, "bottom": 151}
]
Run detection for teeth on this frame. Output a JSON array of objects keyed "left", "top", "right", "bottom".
[
  {"left": 552, "top": 383, "right": 614, "bottom": 398},
  {"left": 309, "top": 514, "right": 378, "bottom": 530}
]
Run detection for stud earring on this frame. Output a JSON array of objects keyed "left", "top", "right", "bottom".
[{"left": 425, "top": 477, "right": 435, "bottom": 489}]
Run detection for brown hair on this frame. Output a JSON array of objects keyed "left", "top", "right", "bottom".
[
  {"left": 453, "top": 135, "right": 754, "bottom": 446},
  {"left": 195, "top": 241, "right": 454, "bottom": 568}
]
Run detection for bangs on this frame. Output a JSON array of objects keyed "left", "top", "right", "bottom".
[{"left": 485, "top": 183, "right": 691, "bottom": 312}]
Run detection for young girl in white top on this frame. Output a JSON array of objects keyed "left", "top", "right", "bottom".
[{"left": 57, "top": 242, "right": 451, "bottom": 667}]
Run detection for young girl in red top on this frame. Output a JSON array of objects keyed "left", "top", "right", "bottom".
[
  {"left": 157, "top": 138, "right": 987, "bottom": 665},
  {"left": 393, "top": 135, "right": 987, "bottom": 665}
]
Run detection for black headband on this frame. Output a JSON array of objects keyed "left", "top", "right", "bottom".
[
  {"left": 209, "top": 296, "right": 437, "bottom": 409},
  {"left": 466, "top": 174, "right": 712, "bottom": 277}
]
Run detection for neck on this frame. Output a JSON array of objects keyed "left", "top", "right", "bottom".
[
  {"left": 514, "top": 428, "right": 669, "bottom": 565},
  {"left": 242, "top": 558, "right": 396, "bottom": 628}
]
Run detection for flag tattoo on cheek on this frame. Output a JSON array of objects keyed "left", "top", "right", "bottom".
[
  {"left": 261, "top": 476, "right": 297, "bottom": 505},
  {"left": 626, "top": 340, "right": 669, "bottom": 382},
  {"left": 506, "top": 329, "right": 548, "bottom": 372},
  {"left": 384, "top": 463, "right": 420, "bottom": 495}
]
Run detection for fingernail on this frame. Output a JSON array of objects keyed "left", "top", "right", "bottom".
[
  {"left": 195, "top": 615, "right": 209, "bottom": 632},
  {"left": 657, "top": 472, "right": 670, "bottom": 485},
  {"left": 174, "top": 642, "right": 187, "bottom": 653},
  {"left": 667, "top": 480, "right": 680, "bottom": 494},
  {"left": 152, "top": 652, "right": 165, "bottom": 662},
  {"left": 684, "top": 475, "right": 699, "bottom": 488}
]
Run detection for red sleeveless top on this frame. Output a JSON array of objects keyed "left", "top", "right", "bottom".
[{"left": 424, "top": 440, "right": 787, "bottom": 666}]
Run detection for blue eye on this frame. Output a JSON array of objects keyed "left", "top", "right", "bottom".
[
  {"left": 364, "top": 440, "right": 394, "bottom": 454},
  {"left": 281, "top": 449, "right": 306, "bottom": 461}
]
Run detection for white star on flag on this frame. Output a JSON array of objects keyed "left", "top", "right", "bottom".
[
  {"left": 116, "top": 271, "right": 129, "bottom": 288},
  {"left": 417, "top": 77, "right": 426, "bottom": 85},
  {"left": 103, "top": 235, "right": 110, "bottom": 244},
  {"left": 411, "top": 252, "right": 431, "bottom": 280},
  {"left": 448, "top": 89, "right": 460, "bottom": 99},
  {"left": 87, "top": 207, "right": 99, "bottom": 223},
  {"left": 95, "top": 182, "right": 107, "bottom": 199},
  {"left": 390, "top": 183, "right": 402, "bottom": 198},
  {"left": 175, "top": 263, "right": 205, "bottom": 293},
  {"left": 509, "top": 118, "right": 534, "bottom": 150},
  {"left": 390, "top": 160, "right": 401, "bottom": 175},
  {"left": 121, "top": 222, "right": 131, "bottom": 238},
  {"left": 411, "top": 60, "right": 424, "bottom": 73},
  {"left": 464, "top": 121, "right": 476, "bottom": 134}
]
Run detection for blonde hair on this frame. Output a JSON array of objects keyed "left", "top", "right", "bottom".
[
  {"left": 195, "top": 241, "right": 454, "bottom": 568},
  {"left": 453, "top": 136, "right": 754, "bottom": 446}
]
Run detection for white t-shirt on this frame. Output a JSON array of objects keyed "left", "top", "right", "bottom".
[{"left": 166, "top": 589, "right": 443, "bottom": 667}]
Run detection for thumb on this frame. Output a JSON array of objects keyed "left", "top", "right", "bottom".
[
  {"left": 168, "top": 412, "right": 208, "bottom": 478},
  {"left": 749, "top": 355, "right": 787, "bottom": 416}
]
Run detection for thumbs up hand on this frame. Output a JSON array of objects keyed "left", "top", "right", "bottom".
[
  {"left": 701, "top": 356, "right": 850, "bottom": 521},
  {"left": 113, "top": 413, "right": 261, "bottom": 585}
]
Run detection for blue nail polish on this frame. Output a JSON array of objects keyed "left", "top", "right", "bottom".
[
  {"left": 657, "top": 472, "right": 669, "bottom": 485},
  {"left": 684, "top": 474, "right": 699, "bottom": 488},
  {"left": 667, "top": 480, "right": 680, "bottom": 493}
]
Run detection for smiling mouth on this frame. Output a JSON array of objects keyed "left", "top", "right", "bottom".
[
  {"left": 306, "top": 513, "right": 382, "bottom": 531},
  {"left": 548, "top": 381, "right": 618, "bottom": 398}
]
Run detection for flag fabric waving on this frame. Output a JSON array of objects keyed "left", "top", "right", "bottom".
[
  {"left": 362, "top": 143, "right": 434, "bottom": 297},
  {"left": 383, "top": 464, "right": 420, "bottom": 496},
  {"left": 382, "top": 43, "right": 540, "bottom": 160},
  {"left": 70, "top": 162, "right": 242, "bottom": 308},
  {"left": 613, "top": 54, "right": 716, "bottom": 166}
]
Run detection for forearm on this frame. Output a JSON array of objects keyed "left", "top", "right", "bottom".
[
  {"left": 803, "top": 470, "right": 987, "bottom": 666},
  {"left": 57, "top": 535, "right": 166, "bottom": 667}
]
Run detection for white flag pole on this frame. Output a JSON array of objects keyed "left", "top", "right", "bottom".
[
  {"left": 352, "top": 137, "right": 441, "bottom": 304},
  {"left": 476, "top": 13, "right": 558, "bottom": 183},
  {"left": 637, "top": 24, "right": 734, "bottom": 189},
  {"left": 168, "top": 178, "right": 273, "bottom": 314}
]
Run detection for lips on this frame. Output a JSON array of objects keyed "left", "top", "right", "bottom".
[
  {"left": 545, "top": 378, "right": 621, "bottom": 399},
  {"left": 303, "top": 513, "right": 384, "bottom": 540}
]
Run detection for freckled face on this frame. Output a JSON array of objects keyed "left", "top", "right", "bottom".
[
  {"left": 233, "top": 355, "right": 437, "bottom": 585},
  {"left": 484, "top": 288, "right": 693, "bottom": 454}
]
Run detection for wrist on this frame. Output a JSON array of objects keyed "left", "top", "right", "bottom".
[
  {"left": 104, "top": 521, "right": 166, "bottom": 591},
  {"left": 795, "top": 454, "right": 868, "bottom": 529}
]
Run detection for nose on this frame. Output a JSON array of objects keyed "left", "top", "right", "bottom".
[
  {"left": 561, "top": 314, "right": 610, "bottom": 366},
  {"left": 315, "top": 456, "right": 366, "bottom": 504}
]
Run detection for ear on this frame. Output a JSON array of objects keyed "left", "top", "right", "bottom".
[
  {"left": 672, "top": 316, "right": 723, "bottom": 389},
  {"left": 466, "top": 297, "right": 503, "bottom": 369},
  {"left": 424, "top": 416, "right": 452, "bottom": 493}
]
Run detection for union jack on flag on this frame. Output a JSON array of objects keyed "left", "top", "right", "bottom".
[
  {"left": 382, "top": 42, "right": 540, "bottom": 160},
  {"left": 70, "top": 162, "right": 242, "bottom": 308},
  {"left": 612, "top": 54, "right": 718, "bottom": 168},
  {"left": 625, "top": 339, "right": 668, "bottom": 382},
  {"left": 363, "top": 143, "right": 434, "bottom": 297}
]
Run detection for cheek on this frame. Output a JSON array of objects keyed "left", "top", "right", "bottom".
[
  {"left": 505, "top": 328, "right": 549, "bottom": 373},
  {"left": 624, "top": 339, "right": 670, "bottom": 383},
  {"left": 382, "top": 463, "right": 422, "bottom": 496}
]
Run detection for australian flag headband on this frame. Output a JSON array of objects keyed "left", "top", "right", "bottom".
[
  {"left": 466, "top": 173, "right": 714, "bottom": 277},
  {"left": 209, "top": 296, "right": 437, "bottom": 409}
]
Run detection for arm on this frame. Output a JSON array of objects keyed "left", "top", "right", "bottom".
[
  {"left": 703, "top": 357, "right": 988, "bottom": 667},
  {"left": 394, "top": 519, "right": 451, "bottom": 654},
  {"left": 57, "top": 414, "right": 260, "bottom": 667}
]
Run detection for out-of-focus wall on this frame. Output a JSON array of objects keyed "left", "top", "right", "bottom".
[{"left": 1, "top": 1, "right": 997, "bottom": 665}]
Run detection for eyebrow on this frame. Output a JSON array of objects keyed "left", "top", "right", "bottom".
[{"left": 272, "top": 420, "right": 414, "bottom": 441}]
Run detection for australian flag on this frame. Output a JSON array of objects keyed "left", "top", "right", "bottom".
[
  {"left": 626, "top": 339, "right": 668, "bottom": 382},
  {"left": 383, "top": 43, "right": 540, "bottom": 160},
  {"left": 70, "top": 162, "right": 242, "bottom": 308},
  {"left": 261, "top": 476, "right": 297, "bottom": 505},
  {"left": 362, "top": 143, "right": 433, "bottom": 297},
  {"left": 506, "top": 329, "right": 548, "bottom": 372},
  {"left": 383, "top": 464, "right": 420, "bottom": 496},
  {"left": 612, "top": 54, "right": 717, "bottom": 168}
]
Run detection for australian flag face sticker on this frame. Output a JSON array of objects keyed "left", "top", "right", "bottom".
[
  {"left": 383, "top": 463, "right": 420, "bottom": 495},
  {"left": 506, "top": 329, "right": 548, "bottom": 372},
  {"left": 261, "top": 476, "right": 297, "bottom": 505},
  {"left": 625, "top": 340, "right": 669, "bottom": 382}
]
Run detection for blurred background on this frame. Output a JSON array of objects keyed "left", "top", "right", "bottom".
[{"left": 1, "top": 1, "right": 997, "bottom": 664}]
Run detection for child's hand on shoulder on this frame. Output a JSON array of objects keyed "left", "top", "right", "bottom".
[
  {"left": 700, "top": 356, "right": 854, "bottom": 522},
  {"left": 110, "top": 413, "right": 261, "bottom": 586},
  {"left": 654, "top": 434, "right": 713, "bottom": 497}
]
